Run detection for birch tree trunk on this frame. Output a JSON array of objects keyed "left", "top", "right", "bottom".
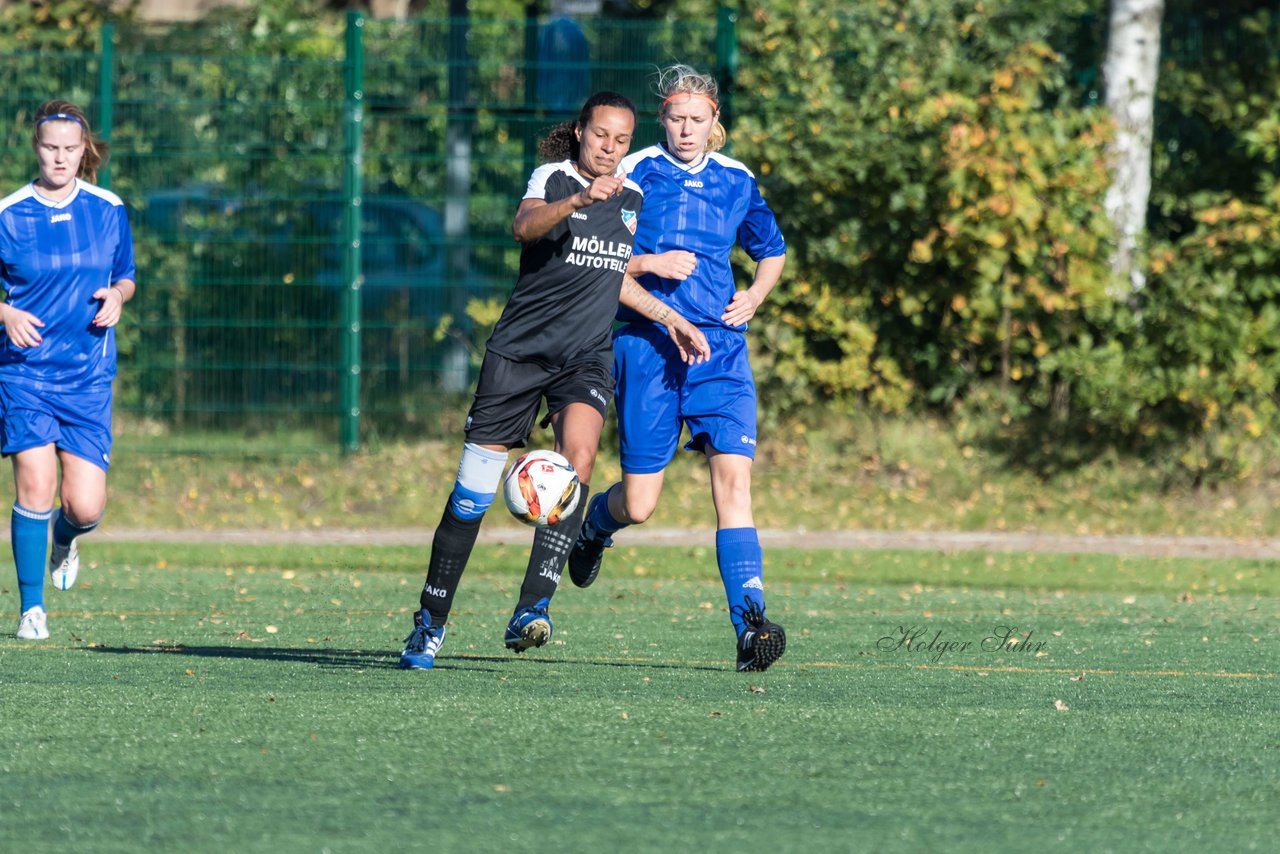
[{"left": 1102, "top": 0, "right": 1165, "bottom": 295}]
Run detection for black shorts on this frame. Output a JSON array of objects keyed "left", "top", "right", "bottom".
[{"left": 464, "top": 348, "right": 614, "bottom": 447}]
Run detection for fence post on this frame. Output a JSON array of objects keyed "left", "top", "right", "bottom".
[
  {"left": 523, "top": 3, "right": 540, "bottom": 181},
  {"left": 97, "top": 22, "right": 115, "bottom": 189},
  {"left": 443, "top": 1, "right": 474, "bottom": 392},
  {"left": 715, "top": 4, "right": 738, "bottom": 145},
  {"left": 341, "top": 10, "right": 366, "bottom": 454}
]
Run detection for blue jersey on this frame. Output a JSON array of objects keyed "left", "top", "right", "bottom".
[
  {"left": 617, "top": 144, "right": 785, "bottom": 329},
  {"left": 0, "top": 180, "right": 135, "bottom": 392}
]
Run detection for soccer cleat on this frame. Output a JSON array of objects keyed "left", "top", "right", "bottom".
[
  {"left": 504, "top": 597, "right": 553, "bottom": 652},
  {"left": 399, "top": 611, "right": 447, "bottom": 670},
  {"left": 567, "top": 494, "right": 613, "bottom": 588},
  {"left": 17, "top": 606, "right": 49, "bottom": 640},
  {"left": 733, "top": 599, "right": 786, "bottom": 672},
  {"left": 49, "top": 539, "right": 80, "bottom": 591}
]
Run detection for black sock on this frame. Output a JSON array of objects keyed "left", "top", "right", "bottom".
[
  {"left": 516, "top": 483, "right": 588, "bottom": 610},
  {"left": 420, "top": 504, "right": 483, "bottom": 627}
]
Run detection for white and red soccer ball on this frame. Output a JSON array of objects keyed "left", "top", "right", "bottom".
[{"left": 503, "top": 449, "right": 581, "bottom": 527}]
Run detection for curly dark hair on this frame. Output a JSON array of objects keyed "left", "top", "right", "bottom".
[{"left": 537, "top": 91, "right": 637, "bottom": 163}]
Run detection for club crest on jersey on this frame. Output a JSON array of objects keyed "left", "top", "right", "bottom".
[{"left": 621, "top": 208, "right": 637, "bottom": 235}]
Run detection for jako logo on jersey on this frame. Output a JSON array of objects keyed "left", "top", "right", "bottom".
[
  {"left": 742, "top": 576, "right": 764, "bottom": 590},
  {"left": 571, "top": 211, "right": 588, "bottom": 220},
  {"left": 50, "top": 213, "right": 72, "bottom": 224},
  {"left": 683, "top": 179, "right": 704, "bottom": 189},
  {"left": 589, "top": 387, "right": 606, "bottom": 403},
  {"left": 621, "top": 208, "right": 637, "bottom": 235},
  {"left": 740, "top": 435, "right": 757, "bottom": 446}
]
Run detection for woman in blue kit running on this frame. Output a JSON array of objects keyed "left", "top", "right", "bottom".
[{"left": 1, "top": 100, "right": 136, "bottom": 640}]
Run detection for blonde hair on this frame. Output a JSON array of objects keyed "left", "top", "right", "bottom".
[
  {"left": 655, "top": 64, "right": 727, "bottom": 152},
  {"left": 32, "top": 100, "right": 108, "bottom": 184}
]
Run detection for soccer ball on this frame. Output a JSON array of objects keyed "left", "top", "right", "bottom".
[{"left": 503, "top": 449, "right": 581, "bottom": 527}]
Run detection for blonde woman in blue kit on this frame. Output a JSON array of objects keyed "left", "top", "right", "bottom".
[{"left": 568, "top": 65, "right": 788, "bottom": 672}]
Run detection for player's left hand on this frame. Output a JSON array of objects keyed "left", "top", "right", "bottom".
[
  {"left": 721, "top": 288, "right": 763, "bottom": 328},
  {"left": 92, "top": 286, "right": 125, "bottom": 328},
  {"left": 665, "top": 312, "right": 711, "bottom": 365}
]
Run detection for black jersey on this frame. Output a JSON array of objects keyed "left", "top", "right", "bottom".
[{"left": 485, "top": 161, "right": 643, "bottom": 369}]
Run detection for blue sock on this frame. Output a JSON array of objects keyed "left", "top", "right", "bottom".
[
  {"left": 12, "top": 504, "right": 53, "bottom": 613},
  {"left": 53, "top": 507, "right": 98, "bottom": 546},
  {"left": 717, "top": 527, "right": 765, "bottom": 636},
  {"left": 587, "top": 484, "right": 627, "bottom": 536}
]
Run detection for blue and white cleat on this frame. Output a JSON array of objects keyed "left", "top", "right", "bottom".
[
  {"left": 504, "top": 597, "right": 553, "bottom": 652},
  {"left": 399, "top": 611, "right": 446, "bottom": 670},
  {"left": 17, "top": 605, "right": 49, "bottom": 640},
  {"left": 50, "top": 539, "right": 80, "bottom": 591}
]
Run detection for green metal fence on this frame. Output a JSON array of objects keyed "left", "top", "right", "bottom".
[
  {"left": 3, "top": 8, "right": 1265, "bottom": 453},
  {"left": 0, "top": 12, "right": 728, "bottom": 452}
]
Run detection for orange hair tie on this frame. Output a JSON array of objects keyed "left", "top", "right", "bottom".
[{"left": 661, "top": 92, "right": 719, "bottom": 112}]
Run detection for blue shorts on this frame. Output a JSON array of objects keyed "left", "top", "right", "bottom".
[
  {"left": 0, "top": 383, "right": 113, "bottom": 472},
  {"left": 613, "top": 323, "right": 757, "bottom": 475}
]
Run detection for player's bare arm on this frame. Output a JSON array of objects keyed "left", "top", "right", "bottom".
[
  {"left": 0, "top": 303, "right": 45, "bottom": 348},
  {"left": 511, "top": 174, "right": 626, "bottom": 243},
  {"left": 619, "top": 273, "right": 710, "bottom": 365},
  {"left": 93, "top": 277, "right": 136, "bottom": 328},
  {"left": 721, "top": 253, "right": 786, "bottom": 328},
  {"left": 626, "top": 250, "right": 697, "bottom": 280}
]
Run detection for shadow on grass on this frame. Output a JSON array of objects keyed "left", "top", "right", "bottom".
[
  {"left": 86, "top": 644, "right": 398, "bottom": 670},
  {"left": 84, "top": 645, "right": 724, "bottom": 673},
  {"left": 449, "top": 654, "right": 725, "bottom": 673}
]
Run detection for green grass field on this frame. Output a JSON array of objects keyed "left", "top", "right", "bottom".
[{"left": 2, "top": 541, "right": 1277, "bottom": 852}]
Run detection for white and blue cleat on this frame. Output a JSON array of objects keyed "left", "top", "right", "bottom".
[
  {"left": 17, "top": 605, "right": 49, "bottom": 640},
  {"left": 399, "top": 611, "right": 447, "bottom": 669},
  {"left": 50, "top": 539, "right": 79, "bottom": 591}
]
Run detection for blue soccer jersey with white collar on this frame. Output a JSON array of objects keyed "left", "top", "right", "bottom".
[
  {"left": 0, "top": 179, "right": 135, "bottom": 392},
  {"left": 617, "top": 143, "right": 785, "bottom": 329}
]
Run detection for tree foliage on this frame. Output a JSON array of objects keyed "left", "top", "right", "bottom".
[
  {"left": 726, "top": 0, "right": 1280, "bottom": 479},
  {"left": 1149, "top": 1, "right": 1280, "bottom": 240},
  {"left": 735, "top": 1, "right": 1112, "bottom": 422}
]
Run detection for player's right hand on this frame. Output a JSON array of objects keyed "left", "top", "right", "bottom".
[
  {"left": 0, "top": 305, "right": 44, "bottom": 348},
  {"left": 649, "top": 250, "right": 697, "bottom": 281},
  {"left": 580, "top": 174, "right": 625, "bottom": 205}
]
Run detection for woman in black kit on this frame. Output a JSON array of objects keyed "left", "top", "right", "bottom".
[{"left": 400, "top": 91, "right": 710, "bottom": 669}]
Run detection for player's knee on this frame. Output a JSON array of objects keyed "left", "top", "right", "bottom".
[
  {"left": 16, "top": 478, "right": 58, "bottom": 510},
  {"left": 60, "top": 503, "right": 104, "bottom": 528},
  {"left": 719, "top": 478, "right": 753, "bottom": 509},
  {"left": 711, "top": 464, "right": 753, "bottom": 508},
  {"left": 560, "top": 448, "right": 597, "bottom": 485},
  {"left": 448, "top": 483, "right": 495, "bottom": 521},
  {"left": 448, "top": 442, "right": 507, "bottom": 521},
  {"left": 622, "top": 491, "right": 660, "bottom": 524}
]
